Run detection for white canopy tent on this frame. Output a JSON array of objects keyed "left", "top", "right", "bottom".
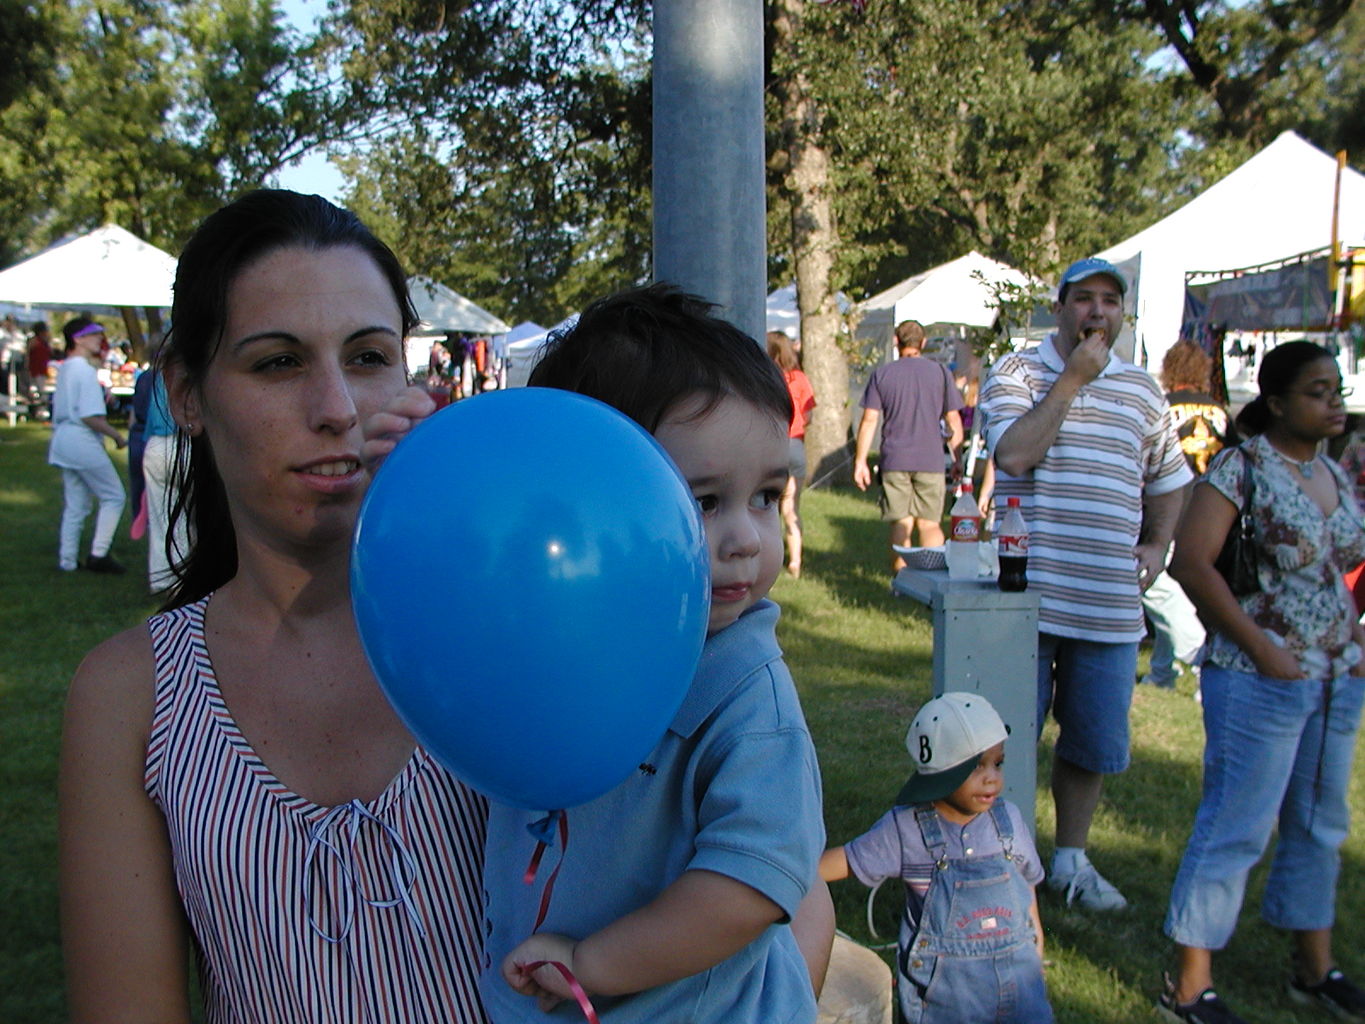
[
  {"left": 0, "top": 224, "right": 176, "bottom": 311},
  {"left": 505, "top": 321, "right": 546, "bottom": 345},
  {"left": 504, "top": 315, "right": 579, "bottom": 388},
  {"left": 1096, "top": 131, "right": 1365, "bottom": 371},
  {"left": 854, "top": 251, "right": 1034, "bottom": 358},
  {"left": 764, "top": 283, "right": 852, "bottom": 338},
  {"left": 405, "top": 276, "right": 512, "bottom": 379},
  {"left": 407, "top": 276, "right": 511, "bottom": 336},
  {"left": 0, "top": 301, "right": 36, "bottom": 322}
]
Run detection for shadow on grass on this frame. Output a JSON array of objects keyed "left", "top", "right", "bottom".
[
  {"left": 798, "top": 482, "right": 903, "bottom": 599},
  {"left": 781, "top": 618, "right": 933, "bottom": 692}
]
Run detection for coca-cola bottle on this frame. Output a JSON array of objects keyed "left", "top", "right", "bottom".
[{"left": 997, "top": 496, "right": 1029, "bottom": 592}]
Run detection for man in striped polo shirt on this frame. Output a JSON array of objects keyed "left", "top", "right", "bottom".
[{"left": 980, "top": 257, "right": 1192, "bottom": 911}]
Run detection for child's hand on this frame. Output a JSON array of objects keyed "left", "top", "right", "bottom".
[
  {"left": 361, "top": 385, "right": 437, "bottom": 470},
  {"left": 502, "top": 932, "right": 582, "bottom": 1012}
]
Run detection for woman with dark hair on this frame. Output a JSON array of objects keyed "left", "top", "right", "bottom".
[
  {"left": 59, "top": 191, "right": 488, "bottom": 1022},
  {"left": 1159, "top": 342, "right": 1365, "bottom": 1023},
  {"left": 766, "top": 330, "right": 815, "bottom": 577}
]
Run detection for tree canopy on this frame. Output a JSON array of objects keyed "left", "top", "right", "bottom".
[
  {"left": 0, "top": 0, "right": 1359, "bottom": 328},
  {"left": 0, "top": 0, "right": 364, "bottom": 262},
  {"left": 324, "top": 0, "right": 653, "bottom": 324}
]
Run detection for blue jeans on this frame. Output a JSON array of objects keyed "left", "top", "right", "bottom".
[
  {"left": 1164, "top": 665, "right": 1365, "bottom": 949},
  {"left": 899, "top": 804, "right": 1052, "bottom": 1023},
  {"left": 1037, "top": 634, "right": 1138, "bottom": 774}
]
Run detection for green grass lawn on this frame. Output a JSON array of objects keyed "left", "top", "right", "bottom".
[{"left": 3, "top": 418, "right": 1363, "bottom": 1022}]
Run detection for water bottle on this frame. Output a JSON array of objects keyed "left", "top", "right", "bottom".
[
  {"left": 946, "top": 482, "right": 982, "bottom": 580},
  {"left": 997, "top": 496, "right": 1029, "bottom": 592}
]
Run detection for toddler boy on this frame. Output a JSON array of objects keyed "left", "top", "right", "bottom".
[
  {"left": 368, "top": 284, "right": 826, "bottom": 1022},
  {"left": 821, "top": 693, "right": 1051, "bottom": 1024}
]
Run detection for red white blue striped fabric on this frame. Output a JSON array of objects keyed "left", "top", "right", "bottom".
[{"left": 145, "top": 598, "right": 490, "bottom": 1023}]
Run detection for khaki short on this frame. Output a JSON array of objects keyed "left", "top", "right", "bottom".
[{"left": 878, "top": 470, "right": 946, "bottom": 523}]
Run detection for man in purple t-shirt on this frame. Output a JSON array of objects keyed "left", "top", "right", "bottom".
[{"left": 853, "top": 320, "right": 965, "bottom": 572}]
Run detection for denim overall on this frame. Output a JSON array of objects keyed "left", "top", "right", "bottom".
[{"left": 897, "top": 803, "right": 1053, "bottom": 1024}]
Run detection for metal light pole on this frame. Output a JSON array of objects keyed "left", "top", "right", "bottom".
[{"left": 652, "top": 0, "right": 767, "bottom": 343}]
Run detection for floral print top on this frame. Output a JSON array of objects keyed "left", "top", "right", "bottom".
[
  {"left": 1336, "top": 430, "right": 1365, "bottom": 507},
  {"left": 1203, "top": 433, "right": 1365, "bottom": 678}
]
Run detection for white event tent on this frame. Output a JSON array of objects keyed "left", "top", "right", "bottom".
[
  {"left": 504, "top": 321, "right": 546, "bottom": 345},
  {"left": 504, "top": 314, "right": 579, "bottom": 388},
  {"left": 407, "top": 275, "right": 510, "bottom": 336},
  {"left": 405, "top": 276, "right": 511, "bottom": 378},
  {"left": 1095, "top": 131, "right": 1365, "bottom": 371},
  {"left": 764, "top": 283, "right": 852, "bottom": 338},
  {"left": 0, "top": 224, "right": 176, "bottom": 310},
  {"left": 854, "top": 250, "right": 1033, "bottom": 357}
]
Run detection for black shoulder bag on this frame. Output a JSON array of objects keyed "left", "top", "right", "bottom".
[{"left": 1212, "top": 447, "right": 1258, "bottom": 596}]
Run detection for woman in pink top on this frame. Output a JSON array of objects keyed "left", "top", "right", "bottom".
[
  {"left": 768, "top": 331, "right": 816, "bottom": 578},
  {"left": 59, "top": 191, "right": 488, "bottom": 1023}
]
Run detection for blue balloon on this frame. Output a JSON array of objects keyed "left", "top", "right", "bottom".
[{"left": 352, "top": 389, "right": 710, "bottom": 810}]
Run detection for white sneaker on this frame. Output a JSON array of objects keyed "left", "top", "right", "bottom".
[{"left": 1047, "top": 860, "right": 1129, "bottom": 911}]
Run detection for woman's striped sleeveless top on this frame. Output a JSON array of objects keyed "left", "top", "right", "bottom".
[{"left": 145, "top": 597, "right": 490, "bottom": 1022}]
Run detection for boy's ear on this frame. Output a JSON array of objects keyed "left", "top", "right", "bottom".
[{"left": 163, "top": 358, "right": 202, "bottom": 434}]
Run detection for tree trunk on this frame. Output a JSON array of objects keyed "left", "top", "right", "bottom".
[
  {"left": 771, "top": 0, "right": 849, "bottom": 486},
  {"left": 118, "top": 306, "right": 145, "bottom": 353}
]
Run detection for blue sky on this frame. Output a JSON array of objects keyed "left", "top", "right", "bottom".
[
  {"left": 273, "top": 0, "right": 346, "bottom": 201},
  {"left": 276, "top": 150, "right": 345, "bottom": 203}
]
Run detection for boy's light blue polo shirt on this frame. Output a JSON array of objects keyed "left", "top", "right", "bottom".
[{"left": 480, "top": 599, "right": 824, "bottom": 1023}]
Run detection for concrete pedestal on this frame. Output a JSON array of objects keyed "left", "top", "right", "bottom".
[
  {"left": 892, "top": 567, "right": 1040, "bottom": 832},
  {"left": 816, "top": 934, "right": 892, "bottom": 1024}
]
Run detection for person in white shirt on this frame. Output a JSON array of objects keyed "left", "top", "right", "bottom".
[{"left": 47, "top": 319, "right": 127, "bottom": 573}]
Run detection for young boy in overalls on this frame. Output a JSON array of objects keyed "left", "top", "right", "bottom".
[{"left": 821, "top": 693, "right": 1052, "bottom": 1023}]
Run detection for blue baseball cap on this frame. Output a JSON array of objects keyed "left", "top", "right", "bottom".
[{"left": 1059, "top": 257, "right": 1126, "bottom": 297}]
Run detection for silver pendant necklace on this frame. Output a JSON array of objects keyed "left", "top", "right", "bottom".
[{"left": 1270, "top": 445, "right": 1317, "bottom": 478}]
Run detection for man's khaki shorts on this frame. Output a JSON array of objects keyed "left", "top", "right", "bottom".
[{"left": 878, "top": 469, "right": 946, "bottom": 523}]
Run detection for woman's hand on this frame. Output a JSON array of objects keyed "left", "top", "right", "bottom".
[
  {"left": 361, "top": 385, "right": 437, "bottom": 470},
  {"left": 1250, "top": 642, "right": 1306, "bottom": 681}
]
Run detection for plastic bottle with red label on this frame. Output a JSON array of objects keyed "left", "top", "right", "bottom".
[
  {"left": 946, "top": 481, "right": 982, "bottom": 580},
  {"left": 997, "top": 496, "right": 1029, "bottom": 592}
]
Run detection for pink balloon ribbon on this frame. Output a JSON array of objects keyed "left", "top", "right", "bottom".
[
  {"left": 522, "top": 960, "right": 600, "bottom": 1024},
  {"left": 522, "top": 810, "right": 570, "bottom": 932}
]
